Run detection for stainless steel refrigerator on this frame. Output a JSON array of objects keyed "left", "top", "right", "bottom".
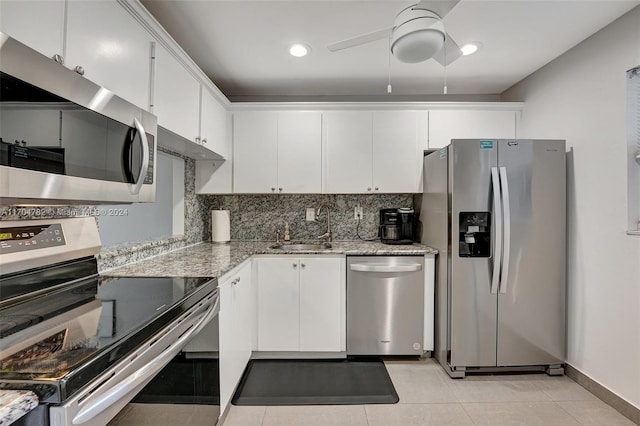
[{"left": 420, "top": 139, "right": 566, "bottom": 378}]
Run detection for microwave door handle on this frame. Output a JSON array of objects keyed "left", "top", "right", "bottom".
[
  {"left": 490, "top": 167, "right": 503, "bottom": 294},
  {"left": 499, "top": 167, "right": 511, "bottom": 294},
  {"left": 72, "top": 295, "right": 218, "bottom": 425},
  {"left": 130, "top": 117, "right": 149, "bottom": 196}
]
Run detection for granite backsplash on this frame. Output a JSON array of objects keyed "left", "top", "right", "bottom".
[{"left": 202, "top": 194, "right": 414, "bottom": 242}]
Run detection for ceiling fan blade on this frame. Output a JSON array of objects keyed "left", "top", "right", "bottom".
[
  {"left": 414, "top": 0, "right": 460, "bottom": 18},
  {"left": 327, "top": 27, "right": 393, "bottom": 52},
  {"left": 432, "top": 33, "right": 463, "bottom": 66}
]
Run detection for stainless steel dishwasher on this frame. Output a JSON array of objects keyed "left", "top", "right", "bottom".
[{"left": 347, "top": 256, "right": 425, "bottom": 356}]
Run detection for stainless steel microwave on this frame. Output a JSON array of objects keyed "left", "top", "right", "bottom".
[{"left": 0, "top": 32, "right": 157, "bottom": 205}]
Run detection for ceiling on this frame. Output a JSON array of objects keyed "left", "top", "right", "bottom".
[{"left": 141, "top": 0, "right": 640, "bottom": 102}]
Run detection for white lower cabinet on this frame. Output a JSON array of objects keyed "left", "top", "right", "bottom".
[
  {"left": 256, "top": 256, "right": 345, "bottom": 353},
  {"left": 219, "top": 261, "right": 252, "bottom": 416}
]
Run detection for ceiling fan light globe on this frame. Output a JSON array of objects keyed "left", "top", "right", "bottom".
[{"left": 391, "top": 29, "right": 445, "bottom": 63}]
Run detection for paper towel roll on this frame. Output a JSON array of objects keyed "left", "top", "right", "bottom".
[{"left": 211, "top": 210, "right": 230, "bottom": 243}]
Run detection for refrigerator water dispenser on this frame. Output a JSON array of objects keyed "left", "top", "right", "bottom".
[{"left": 459, "top": 212, "right": 491, "bottom": 257}]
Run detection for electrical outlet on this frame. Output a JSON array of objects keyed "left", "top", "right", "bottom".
[
  {"left": 354, "top": 205, "right": 363, "bottom": 220},
  {"left": 306, "top": 208, "right": 316, "bottom": 221}
]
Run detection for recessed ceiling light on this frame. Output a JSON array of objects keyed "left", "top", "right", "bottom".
[
  {"left": 460, "top": 42, "right": 482, "bottom": 56},
  {"left": 289, "top": 43, "right": 310, "bottom": 57}
]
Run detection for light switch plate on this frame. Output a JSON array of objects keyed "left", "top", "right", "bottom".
[{"left": 306, "top": 208, "right": 316, "bottom": 221}]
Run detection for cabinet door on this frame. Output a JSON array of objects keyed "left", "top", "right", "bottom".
[
  {"left": 277, "top": 112, "right": 322, "bottom": 193},
  {"left": 0, "top": 0, "right": 64, "bottom": 60},
  {"left": 372, "top": 111, "right": 425, "bottom": 193},
  {"left": 299, "top": 257, "right": 344, "bottom": 352},
  {"left": 153, "top": 44, "right": 200, "bottom": 142},
  {"left": 236, "top": 263, "right": 253, "bottom": 364},
  {"left": 233, "top": 111, "right": 278, "bottom": 193},
  {"left": 218, "top": 279, "right": 236, "bottom": 415},
  {"left": 65, "top": 0, "right": 152, "bottom": 110},
  {"left": 200, "top": 88, "right": 228, "bottom": 157},
  {"left": 428, "top": 110, "right": 517, "bottom": 149},
  {"left": 257, "top": 258, "right": 299, "bottom": 351},
  {"left": 323, "top": 112, "right": 373, "bottom": 193}
]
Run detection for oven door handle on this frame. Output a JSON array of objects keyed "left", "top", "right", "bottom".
[{"left": 72, "top": 295, "right": 219, "bottom": 425}]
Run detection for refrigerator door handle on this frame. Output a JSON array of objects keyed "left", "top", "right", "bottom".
[
  {"left": 490, "top": 167, "right": 503, "bottom": 294},
  {"left": 499, "top": 167, "right": 511, "bottom": 294}
]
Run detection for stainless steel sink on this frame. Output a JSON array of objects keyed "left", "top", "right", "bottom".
[{"left": 270, "top": 243, "right": 331, "bottom": 251}]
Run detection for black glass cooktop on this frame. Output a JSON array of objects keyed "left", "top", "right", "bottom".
[{"left": 0, "top": 258, "right": 216, "bottom": 403}]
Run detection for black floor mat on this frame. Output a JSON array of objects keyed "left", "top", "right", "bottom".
[
  {"left": 132, "top": 354, "right": 219, "bottom": 404},
  {"left": 232, "top": 358, "right": 398, "bottom": 405}
]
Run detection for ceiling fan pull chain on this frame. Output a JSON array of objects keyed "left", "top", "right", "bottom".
[
  {"left": 387, "top": 35, "right": 393, "bottom": 94},
  {"left": 443, "top": 39, "right": 448, "bottom": 95}
]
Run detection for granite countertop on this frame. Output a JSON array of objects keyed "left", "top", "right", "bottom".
[
  {"left": 0, "top": 390, "right": 38, "bottom": 426},
  {"left": 103, "top": 241, "right": 437, "bottom": 278}
]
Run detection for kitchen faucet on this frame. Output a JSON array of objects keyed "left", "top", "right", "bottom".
[{"left": 316, "top": 205, "right": 332, "bottom": 247}]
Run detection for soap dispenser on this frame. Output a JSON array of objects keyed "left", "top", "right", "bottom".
[{"left": 283, "top": 222, "right": 291, "bottom": 242}]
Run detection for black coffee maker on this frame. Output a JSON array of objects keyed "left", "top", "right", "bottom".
[{"left": 379, "top": 208, "right": 416, "bottom": 245}]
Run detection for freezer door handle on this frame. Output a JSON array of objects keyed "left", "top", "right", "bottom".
[
  {"left": 499, "top": 167, "right": 511, "bottom": 294},
  {"left": 490, "top": 167, "right": 503, "bottom": 294},
  {"left": 349, "top": 263, "right": 423, "bottom": 273}
]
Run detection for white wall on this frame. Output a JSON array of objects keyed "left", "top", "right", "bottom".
[{"left": 502, "top": 6, "right": 640, "bottom": 408}]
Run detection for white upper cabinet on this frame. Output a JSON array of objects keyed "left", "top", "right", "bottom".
[
  {"left": 277, "top": 112, "right": 322, "bottom": 193},
  {"left": 324, "top": 111, "right": 425, "bottom": 193},
  {"left": 233, "top": 111, "right": 321, "bottom": 193},
  {"left": 323, "top": 112, "right": 373, "bottom": 193},
  {"left": 372, "top": 111, "right": 427, "bottom": 193},
  {"left": 0, "top": 0, "right": 65, "bottom": 60},
  {"left": 65, "top": 0, "right": 152, "bottom": 110},
  {"left": 200, "top": 88, "right": 228, "bottom": 157},
  {"left": 233, "top": 111, "right": 278, "bottom": 193},
  {"left": 153, "top": 43, "right": 201, "bottom": 142},
  {"left": 427, "top": 110, "right": 517, "bottom": 149}
]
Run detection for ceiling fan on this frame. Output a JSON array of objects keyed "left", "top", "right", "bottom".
[{"left": 327, "top": 0, "right": 463, "bottom": 66}]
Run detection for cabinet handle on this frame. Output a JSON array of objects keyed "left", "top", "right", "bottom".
[
  {"left": 73, "top": 65, "right": 85, "bottom": 76},
  {"left": 367, "top": 188, "right": 372, "bottom": 192},
  {"left": 293, "top": 263, "right": 297, "bottom": 268},
  {"left": 52, "top": 54, "right": 64, "bottom": 65},
  {"left": 237, "top": 277, "right": 241, "bottom": 283},
  {"left": 195, "top": 137, "right": 201, "bottom": 144},
  {"left": 271, "top": 187, "right": 276, "bottom": 192},
  {"left": 301, "top": 263, "right": 306, "bottom": 269},
  {"left": 202, "top": 138, "right": 207, "bottom": 144},
  {"left": 375, "top": 187, "right": 379, "bottom": 191},
  {"left": 278, "top": 188, "right": 283, "bottom": 192}
]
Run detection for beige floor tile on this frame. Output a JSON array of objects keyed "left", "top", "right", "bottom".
[
  {"left": 186, "top": 405, "right": 220, "bottom": 426},
  {"left": 365, "top": 403, "right": 474, "bottom": 426},
  {"left": 262, "top": 405, "right": 367, "bottom": 426},
  {"left": 532, "top": 376, "right": 598, "bottom": 402},
  {"left": 110, "top": 403, "right": 203, "bottom": 426},
  {"left": 557, "top": 400, "right": 637, "bottom": 425},
  {"left": 448, "top": 376, "right": 551, "bottom": 403},
  {"left": 462, "top": 401, "right": 580, "bottom": 425},
  {"left": 223, "top": 406, "right": 266, "bottom": 426},
  {"left": 385, "top": 362, "right": 459, "bottom": 404}
]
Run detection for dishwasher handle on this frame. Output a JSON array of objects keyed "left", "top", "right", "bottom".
[
  {"left": 350, "top": 263, "right": 423, "bottom": 273},
  {"left": 72, "top": 294, "right": 219, "bottom": 425}
]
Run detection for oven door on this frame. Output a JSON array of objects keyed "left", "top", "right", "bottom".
[{"left": 48, "top": 290, "right": 219, "bottom": 426}]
